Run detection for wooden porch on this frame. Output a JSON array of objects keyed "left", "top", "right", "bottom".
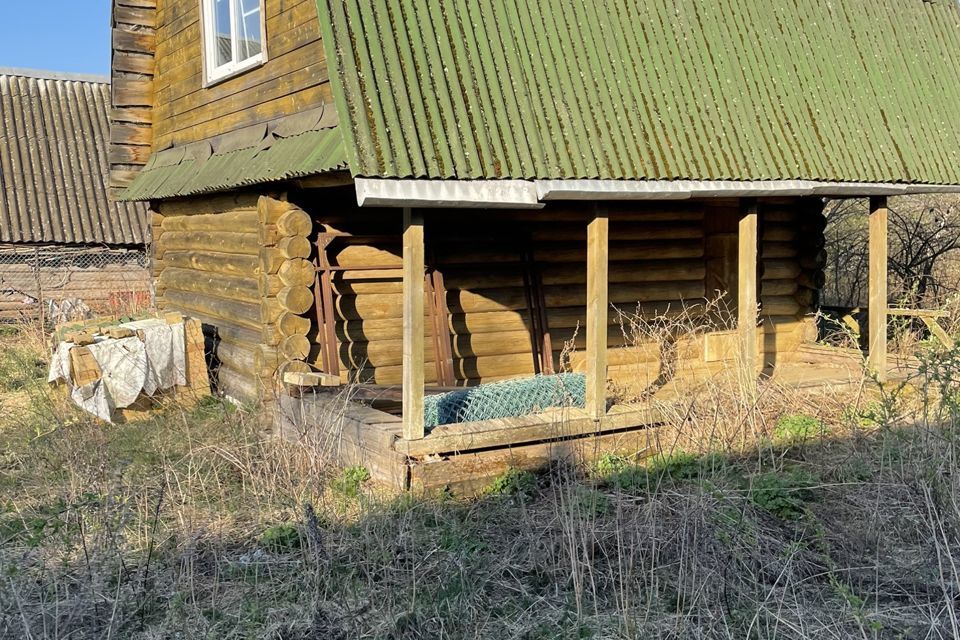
[
  {"left": 274, "top": 195, "right": 935, "bottom": 493},
  {"left": 276, "top": 343, "right": 919, "bottom": 494}
]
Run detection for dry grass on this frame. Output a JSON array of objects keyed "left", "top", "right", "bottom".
[{"left": 0, "top": 320, "right": 958, "bottom": 639}]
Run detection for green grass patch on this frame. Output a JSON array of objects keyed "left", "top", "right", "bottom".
[
  {"left": 485, "top": 468, "right": 538, "bottom": 496},
  {"left": 749, "top": 469, "right": 818, "bottom": 520},
  {"left": 330, "top": 465, "right": 371, "bottom": 499},
  {"left": 775, "top": 413, "right": 827, "bottom": 443}
]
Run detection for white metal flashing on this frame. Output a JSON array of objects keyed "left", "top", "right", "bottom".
[
  {"left": 355, "top": 178, "right": 960, "bottom": 208},
  {"left": 355, "top": 178, "right": 543, "bottom": 209}
]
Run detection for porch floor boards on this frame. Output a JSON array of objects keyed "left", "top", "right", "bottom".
[{"left": 278, "top": 347, "right": 916, "bottom": 494}]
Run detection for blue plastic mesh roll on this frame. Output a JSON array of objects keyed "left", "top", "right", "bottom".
[{"left": 424, "top": 373, "right": 586, "bottom": 428}]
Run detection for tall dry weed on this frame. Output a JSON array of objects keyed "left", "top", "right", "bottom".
[{"left": 0, "top": 314, "right": 958, "bottom": 638}]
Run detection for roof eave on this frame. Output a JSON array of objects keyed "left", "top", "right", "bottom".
[{"left": 354, "top": 178, "right": 960, "bottom": 208}]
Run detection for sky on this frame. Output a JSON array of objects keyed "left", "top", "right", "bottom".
[{"left": 0, "top": 2, "right": 111, "bottom": 76}]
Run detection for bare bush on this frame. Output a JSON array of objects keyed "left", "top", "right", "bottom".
[{"left": 824, "top": 194, "right": 960, "bottom": 308}]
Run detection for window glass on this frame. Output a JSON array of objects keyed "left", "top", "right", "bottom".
[
  {"left": 213, "top": 0, "right": 232, "bottom": 67},
  {"left": 236, "top": 0, "right": 262, "bottom": 61}
]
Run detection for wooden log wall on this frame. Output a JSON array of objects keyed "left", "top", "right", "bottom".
[
  {"left": 152, "top": 188, "right": 827, "bottom": 400},
  {"left": 760, "top": 198, "right": 826, "bottom": 360},
  {"left": 153, "top": 192, "right": 313, "bottom": 403},
  {"left": 294, "top": 190, "right": 827, "bottom": 394},
  {"left": 110, "top": 0, "right": 156, "bottom": 194},
  {"left": 151, "top": 0, "right": 330, "bottom": 151}
]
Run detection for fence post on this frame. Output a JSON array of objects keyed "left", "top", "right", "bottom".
[{"left": 33, "top": 246, "right": 44, "bottom": 327}]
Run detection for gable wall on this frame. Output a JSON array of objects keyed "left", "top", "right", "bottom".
[{"left": 151, "top": 0, "right": 331, "bottom": 151}]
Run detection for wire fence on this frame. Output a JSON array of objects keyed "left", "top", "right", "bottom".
[
  {"left": 0, "top": 244, "right": 151, "bottom": 325},
  {"left": 424, "top": 373, "right": 586, "bottom": 428}
]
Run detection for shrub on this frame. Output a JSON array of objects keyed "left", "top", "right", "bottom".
[
  {"left": 486, "top": 468, "right": 537, "bottom": 496},
  {"left": 749, "top": 469, "right": 818, "bottom": 520},
  {"left": 330, "top": 465, "right": 371, "bottom": 498},
  {"left": 774, "top": 414, "right": 826, "bottom": 443},
  {"left": 592, "top": 453, "right": 630, "bottom": 478},
  {"left": 260, "top": 523, "right": 301, "bottom": 553}
]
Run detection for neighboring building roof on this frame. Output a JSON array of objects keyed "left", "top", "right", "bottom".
[
  {"left": 120, "top": 106, "right": 345, "bottom": 201},
  {"left": 318, "top": 0, "right": 960, "bottom": 186},
  {"left": 0, "top": 69, "right": 148, "bottom": 245}
]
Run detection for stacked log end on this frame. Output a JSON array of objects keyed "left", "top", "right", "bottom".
[{"left": 257, "top": 196, "right": 315, "bottom": 387}]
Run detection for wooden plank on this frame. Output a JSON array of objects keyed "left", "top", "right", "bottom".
[
  {"left": 113, "top": 51, "right": 156, "bottom": 75},
  {"left": 394, "top": 405, "right": 664, "bottom": 457},
  {"left": 888, "top": 308, "right": 954, "bottom": 347},
  {"left": 868, "top": 196, "right": 888, "bottom": 382},
  {"left": 113, "top": 27, "right": 157, "bottom": 54},
  {"left": 114, "top": 4, "right": 157, "bottom": 28},
  {"left": 276, "top": 391, "right": 408, "bottom": 490},
  {"left": 923, "top": 319, "right": 955, "bottom": 348},
  {"left": 108, "top": 144, "right": 151, "bottom": 164},
  {"left": 183, "top": 318, "right": 211, "bottom": 396},
  {"left": 586, "top": 206, "right": 609, "bottom": 420},
  {"left": 112, "top": 78, "right": 153, "bottom": 107},
  {"left": 110, "top": 123, "right": 153, "bottom": 146},
  {"left": 402, "top": 208, "right": 425, "bottom": 440},
  {"left": 408, "top": 423, "right": 665, "bottom": 495},
  {"left": 738, "top": 201, "right": 759, "bottom": 388},
  {"left": 887, "top": 307, "right": 948, "bottom": 319}
]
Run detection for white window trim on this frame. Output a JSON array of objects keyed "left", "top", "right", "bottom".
[{"left": 200, "top": 0, "right": 267, "bottom": 87}]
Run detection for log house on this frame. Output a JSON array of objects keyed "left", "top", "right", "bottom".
[{"left": 111, "top": 0, "right": 960, "bottom": 489}]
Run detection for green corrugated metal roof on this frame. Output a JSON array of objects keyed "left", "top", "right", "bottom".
[
  {"left": 317, "top": 0, "right": 960, "bottom": 185},
  {"left": 120, "top": 125, "right": 346, "bottom": 201}
]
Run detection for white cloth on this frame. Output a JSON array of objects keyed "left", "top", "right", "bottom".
[
  {"left": 86, "top": 337, "right": 148, "bottom": 408},
  {"left": 47, "top": 320, "right": 191, "bottom": 422},
  {"left": 127, "top": 322, "right": 187, "bottom": 394},
  {"left": 47, "top": 341, "right": 73, "bottom": 384}
]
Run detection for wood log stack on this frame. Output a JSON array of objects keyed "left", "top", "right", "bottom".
[{"left": 54, "top": 314, "right": 209, "bottom": 421}]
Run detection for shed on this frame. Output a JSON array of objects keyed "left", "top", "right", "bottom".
[{"left": 0, "top": 68, "right": 150, "bottom": 321}]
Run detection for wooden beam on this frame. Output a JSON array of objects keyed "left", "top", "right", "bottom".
[
  {"left": 868, "top": 196, "right": 888, "bottom": 381},
  {"left": 738, "top": 201, "right": 759, "bottom": 387},
  {"left": 402, "top": 208, "right": 426, "bottom": 440},
  {"left": 586, "top": 206, "right": 609, "bottom": 420}
]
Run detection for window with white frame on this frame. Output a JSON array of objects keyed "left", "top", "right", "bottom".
[{"left": 202, "top": 0, "right": 264, "bottom": 84}]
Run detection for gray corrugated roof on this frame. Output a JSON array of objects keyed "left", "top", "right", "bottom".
[{"left": 0, "top": 69, "right": 148, "bottom": 245}]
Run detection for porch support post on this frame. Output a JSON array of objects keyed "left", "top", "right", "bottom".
[
  {"left": 868, "top": 196, "right": 888, "bottom": 382},
  {"left": 586, "top": 205, "right": 609, "bottom": 420},
  {"left": 738, "top": 201, "right": 759, "bottom": 389},
  {"left": 402, "top": 207, "right": 425, "bottom": 440}
]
